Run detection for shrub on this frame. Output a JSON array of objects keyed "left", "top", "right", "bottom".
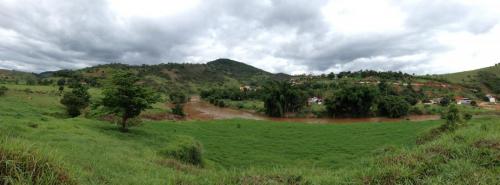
[
  {"left": 471, "top": 100, "right": 478, "bottom": 107},
  {"left": 172, "top": 104, "right": 185, "bottom": 117},
  {"left": 0, "top": 86, "right": 8, "bottom": 96},
  {"left": 440, "top": 104, "right": 463, "bottom": 131},
  {"left": 463, "top": 113, "right": 473, "bottom": 121},
  {"left": 23, "top": 88, "right": 33, "bottom": 94},
  {"left": 60, "top": 85, "right": 90, "bottom": 117},
  {"left": 161, "top": 135, "right": 204, "bottom": 166},
  {"left": 217, "top": 100, "right": 226, "bottom": 108},
  {"left": 0, "top": 140, "right": 74, "bottom": 185}
]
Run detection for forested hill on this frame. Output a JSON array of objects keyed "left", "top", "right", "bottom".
[{"left": 33, "top": 59, "right": 289, "bottom": 93}]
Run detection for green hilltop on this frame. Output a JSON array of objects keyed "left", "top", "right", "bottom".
[{"left": 438, "top": 63, "right": 500, "bottom": 94}]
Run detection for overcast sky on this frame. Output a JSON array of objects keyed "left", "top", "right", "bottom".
[{"left": 1, "top": 0, "right": 499, "bottom": 74}]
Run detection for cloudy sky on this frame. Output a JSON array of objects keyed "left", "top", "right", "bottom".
[{"left": 1, "top": 0, "right": 499, "bottom": 74}]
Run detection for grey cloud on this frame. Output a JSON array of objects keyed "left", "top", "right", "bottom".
[{"left": 0, "top": 0, "right": 498, "bottom": 74}]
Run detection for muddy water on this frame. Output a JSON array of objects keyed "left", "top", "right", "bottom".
[{"left": 184, "top": 96, "right": 440, "bottom": 124}]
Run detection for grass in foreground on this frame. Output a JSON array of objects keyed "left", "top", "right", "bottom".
[{"left": 0, "top": 86, "right": 498, "bottom": 184}]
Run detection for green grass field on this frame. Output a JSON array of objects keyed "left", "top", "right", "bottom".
[{"left": 1, "top": 85, "right": 499, "bottom": 184}]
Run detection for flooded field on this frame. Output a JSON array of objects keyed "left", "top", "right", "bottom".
[{"left": 183, "top": 96, "right": 440, "bottom": 124}]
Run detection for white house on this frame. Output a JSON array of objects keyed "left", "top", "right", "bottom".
[
  {"left": 486, "top": 95, "right": 496, "bottom": 103},
  {"left": 456, "top": 98, "right": 472, "bottom": 105},
  {"left": 308, "top": 97, "right": 323, "bottom": 105}
]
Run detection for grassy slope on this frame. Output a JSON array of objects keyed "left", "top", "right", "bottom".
[
  {"left": 440, "top": 65, "right": 500, "bottom": 84},
  {"left": 0, "top": 86, "right": 444, "bottom": 184}
]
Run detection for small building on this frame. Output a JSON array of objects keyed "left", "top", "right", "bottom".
[
  {"left": 456, "top": 97, "right": 472, "bottom": 105},
  {"left": 239, "top": 85, "right": 253, "bottom": 92},
  {"left": 308, "top": 97, "right": 323, "bottom": 105},
  {"left": 486, "top": 94, "right": 496, "bottom": 103}
]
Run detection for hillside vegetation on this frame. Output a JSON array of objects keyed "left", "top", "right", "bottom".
[
  {"left": 439, "top": 64, "right": 500, "bottom": 93},
  {"left": 0, "top": 85, "right": 499, "bottom": 184}
]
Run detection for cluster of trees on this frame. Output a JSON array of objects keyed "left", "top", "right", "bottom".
[
  {"left": 325, "top": 81, "right": 422, "bottom": 118},
  {"left": 336, "top": 70, "right": 414, "bottom": 81},
  {"left": 262, "top": 81, "right": 307, "bottom": 117},
  {"left": 60, "top": 70, "right": 159, "bottom": 132},
  {"left": 200, "top": 86, "right": 260, "bottom": 107}
]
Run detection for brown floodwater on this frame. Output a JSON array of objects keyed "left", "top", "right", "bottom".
[{"left": 183, "top": 96, "right": 440, "bottom": 124}]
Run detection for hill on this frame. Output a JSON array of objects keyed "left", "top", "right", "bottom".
[
  {"left": 439, "top": 64, "right": 500, "bottom": 94},
  {"left": 42, "top": 59, "right": 290, "bottom": 93},
  {"left": 0, "top": 69, "right": 38, "bottom": 84}
]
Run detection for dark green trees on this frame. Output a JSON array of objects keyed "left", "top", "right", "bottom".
[
  {"left": 378, "top": 96, "right": 410, "bottom": 118},
  {"left": 60, "top": 85, "right": 90, "bottom": 117},
  {"left": 101, "top": 71, "right": 159, "bottom": 132},
  {"left": 262, "top": 81, "right": 306, "bottom": 117},
  {"left": 325, "top": 83, "right": 379, "bottom": 117},
  {"left": 57, "top": 79, "right": 66, "bottom": 95}
]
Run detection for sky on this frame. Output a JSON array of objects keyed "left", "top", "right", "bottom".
[{"left": 0, "top": 0, "right": 499, "bottom": 75}]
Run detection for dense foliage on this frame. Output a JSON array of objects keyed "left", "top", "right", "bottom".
[
  {"left": 325, "top": 83, "right": 379, "bottom": 117},
  {"left": 60, "top": 85, "right": 90, "bottom": 117},
  {"left": 378, "top": 95, "right": 410, "bottom": 118},
  {"left": 101, "top": 71, "right": 159, "bottom": 132},
  {"left": 262, "top": 81, "right": 307, "bottom": 117}
]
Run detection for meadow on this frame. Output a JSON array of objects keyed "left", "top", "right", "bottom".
[{"left": 1, "top": 85, "right": 499, "bottom": 184}]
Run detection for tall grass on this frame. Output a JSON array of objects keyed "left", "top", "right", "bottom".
[{"left": 0, "top": 139, "right": 74, "bottom": 185}]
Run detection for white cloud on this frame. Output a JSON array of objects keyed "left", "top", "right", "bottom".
[{"left": 0, "top": 0, "right": 499, "bottom": 74}]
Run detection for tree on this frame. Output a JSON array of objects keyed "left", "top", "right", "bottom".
[
  {"left": 402, "top": 83, "right": 419, "bottom": 106},
  {"left": 60, "top": 84, "right": 90, "bottom": 117},
  {"left": 101, "top": 71, "right": 159, "bottom": 132},
  {"left": 325, "top": 83, "right": 379, "bottom": 117},
  {"left": 439, "top": 96, "right": 453, "bottom": 106},
  {"left": 0, "top": 86, "right": 8, "bottom": 96},
  {"left": 378, "top": 95, "right": 410, "bottom": 118},
  {"left": 170, "top": 91, "right": 188, "bottom": 117},
  {"left": 262, "top": 81, "right": 307, "bottom": 117},
  {"left": 57, "top": 79, "right": 66, "bottom": 95}
]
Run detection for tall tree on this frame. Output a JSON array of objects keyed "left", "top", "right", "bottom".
[{"left": 101, "top": 71, "right": 159, "bottom": 132}]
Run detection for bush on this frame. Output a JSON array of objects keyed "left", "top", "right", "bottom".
[
  {"left": 172, "top": 104, "right": 185, "bottom": 117},
  {"left": 0, "top": 86, "right": 8, "bottom": 96},
  {"left": 161, "top": 135, "right": 204, "bottom": 166},
  {"left": 0, "top": 140, "right": 74, "bottom": 185},
  {"left": 464, "top": 113, "right": 473, "bottom": 121},
  {"left": 60, "top": 85, "right": 90, "bottom": 117},
  {"left": 441, "top": 104, "right": 463, "bottom": 131}
]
